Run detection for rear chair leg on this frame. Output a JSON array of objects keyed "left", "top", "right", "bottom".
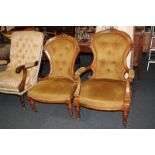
[
  {"left": 122, "top": 110, "right": 129, "bottom": 128},
  {"left": 28, "top": 97, "right": 37, "bottom": 112},
  {"left": 19, "top": 95, "right": 26, "bottom": 111},
  {"left": 74, "top": 97, "right": 80, "bottom": 119},
  {"left": 66, "top": 100, "right": 73, "bottom": 117}
]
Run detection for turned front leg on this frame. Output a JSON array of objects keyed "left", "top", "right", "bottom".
[
  {"left": 74, "top": 96, "right": 80, "bottom": 119},
  {"left": 122, "top": 110, "right": 129, "bottom": 128},
  {"left": 28, "top": 97, "right": 37, "bottom": 112},
  {"left": 66, "top": 99, "right": 73, "bottom": 117}
]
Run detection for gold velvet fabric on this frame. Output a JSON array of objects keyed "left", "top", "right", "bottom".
[
  {"left": 0, "top": 31, "right": 44, "bottom": 94},
  {"left": 91, "top": 30, "right": 132, "bottom": 80},
  {"left": 28, "top": 34, "right": 80, "bottom": 103},
  {"left": 79, "top": 79, "right": 125, "bottom": 109},
  {"left": 77, "top": 29, "right": 133, "bottom": 111},
  {"left": 28, "top": 78, "right": 76, "bottom": 102},
  {"left": 45, "top": 35, "right": 79, "bottom": 80}
]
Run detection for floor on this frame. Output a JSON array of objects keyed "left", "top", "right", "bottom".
[{"left": 0, "top": 54, "right": 155, "bottom": 129}]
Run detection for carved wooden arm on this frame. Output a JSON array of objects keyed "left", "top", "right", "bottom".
[
  {"left": 128, "top": 69, "right": 135, "bottom": 82},
  {"left": 123, "top": 69, "right": 135, "bottom": 109},
  {"left": 74, "top": 66, "right": 92, "bottom": 97},
  {"left": 16, "top": 61, "right": 39, "bottom": 92}
]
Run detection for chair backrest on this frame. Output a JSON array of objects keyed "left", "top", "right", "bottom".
[
  {"left": 7, "top": 31, "right": 44, "bottom": 83},
  {"left": 44, "top": 34, "right": 80, "bottom": 80},
  {"left": 91, "top": 29, "right": 133, "bottom": 81}
]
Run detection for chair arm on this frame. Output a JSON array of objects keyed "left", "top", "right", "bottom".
[
  {"left": 74, "top": 66, "right": 92, "bottom": 80},
  {"left": 16, "top": 61, "right": 38, "bottom": 74},
  {"left": 0, "top": 60, "right": 8, "bottom": 65},
  {"left": 16, "top": 61, "right": 39, "bottom": 92},
  {"left": 75, "top": 67, "right": 87, "bottom": 79},
  {"left": 128, "top": 69, "right": 135, "bottom": 80},
  {"left": 123, "top": 69, "right": 134, "bottom": 107},
  {"left": 74, "top": 66, "right": 91, "bottom": 97},
  {"left": 125, "top": 69, "right": 135, "bottom": 83},
  {"left": 123, "top": 69, "right": 134, "bottom": 108},
  {"left": 124, "top": 79, "right": 131, "bottom": 109},
  {"left": 0, "top": 59, "right": 10, "bottom": 65}
]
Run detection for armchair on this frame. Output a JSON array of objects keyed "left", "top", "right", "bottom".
[
  {"left": 28, "top": 34, "right": 80, "bottom": 116},
  {"left": 74, "top": 29, "right": 134, "bottom": 127},
  {"left": 0, "top": 31, "right": 44, "bottom": 110}
]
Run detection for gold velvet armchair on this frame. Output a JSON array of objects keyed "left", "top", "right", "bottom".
[
  {"left": 74, "top": 29, "right": 134, "bottom": 127},
  {"left": 0, "top": 31, "right": 44, "bottom": 109},
  {"left": 28, "top": 34, "right": 80, "bottom": 116}
]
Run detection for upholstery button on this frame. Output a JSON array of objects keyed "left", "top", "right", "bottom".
[
  {"left": 108, "top": 50, "right": 111, "bottom": 54},
  {"left": 55, "top": 60, "right": 59, "bottom": 64},
  {"left": 62, "top": 61, "right": 66, "bottom": 64},
  {"left": 66, "top": 47, "right": 69, "bottom": 51},
  {"left": 52, "top": 47, "right": 56, "bottom": 52},
  {"left": 22, "top": 55, "right": 25, "bottom": 59},
  {"left": 107, "top": 69, "right": 110, "bottom": 72}
]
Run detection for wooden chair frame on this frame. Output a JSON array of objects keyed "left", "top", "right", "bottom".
[
  {"left": 28, "top": 34, "right": 80, "bottom": 116},
  {"left": 74, "top": 29, "right": 134, "bottom": 127},
  {"left": 0, "top": 31, "right": 44, "bottom": 110}
]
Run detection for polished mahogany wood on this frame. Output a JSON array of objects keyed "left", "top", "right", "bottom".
[
  {"left": 79, "top": 40, "right": 92, "bottom": 53},
  {"left": 133, "top": 32, "right": 143, "bottom": 79},
  {"left": 29, "top": 34, "right": 80, "bottom": 116},
  {"left": 74, "top": 29, "right": 134, "bottom": 128}
]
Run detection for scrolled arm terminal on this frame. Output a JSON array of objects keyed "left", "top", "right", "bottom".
[
  {"left": 16, "top": 61, "right": 39, "bottom": 92},
  {"left": 74, "top": 66, "right": 92, "bottom": 97}
]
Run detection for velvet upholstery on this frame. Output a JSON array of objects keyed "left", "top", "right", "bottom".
[
  {"left": 74, "top": 29, "right": 134, "bottom": 127},
  {"left": 91, "top": 30, "right": 132, "bottom": 80},
  {"left": 45, "top": 35, "right": 79, "bottom": 80},
  {"left": 28, "top": 34, "right": 80, "bottom": 114},
  {"left": 0, "top": 31, "right": 44, "bottom": 95},
  {"left": 79, "top": 79, "right": 125, "bottom": 110},
  {"left": 28, "top": 78, "right": 76, "bottom": 102},
  {"left": 0, "top": 68, "right": 30, "bottom": 92},
  {"left": 7, "top": 31, "right": 43, "bottom": 82}
]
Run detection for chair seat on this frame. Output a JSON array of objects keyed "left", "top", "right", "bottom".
[
  {"left": 79, "top": 79, "right": 126, "bottom": 110},
  {"left": 0, "top": 69, "right": 30, "bottom": 92},
  {"left": 28, "top": 78, "right": 76, "bottom": 102}
]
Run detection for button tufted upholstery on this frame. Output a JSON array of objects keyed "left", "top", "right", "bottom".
[
  {"left": 74, "top": 29, "right": 134, "bottom": 127},
  {"left": 7, "top": 31, "right": 43, "bottom": 83},
  {"left": 45, "top": 36, "right": 78, "bottom": 80},
  {"left": 0, "top": 31, "right": 44, "bottom": 95},
  {"left": 91, "top": 31, "right": 132, "bottom": 80},
  {"left": 28, "top": 34, "right": 80, "bottom": 115}
]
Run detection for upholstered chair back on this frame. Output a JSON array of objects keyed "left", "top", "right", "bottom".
[
  {"left": 91, "top": 29, "right": 132, "bottom": 81},
  {"left": 7, "top": 31, "right": 44, "bottom": 84},
  {"left": 44, "top": 34, "right": 80, "bottom": 80}
]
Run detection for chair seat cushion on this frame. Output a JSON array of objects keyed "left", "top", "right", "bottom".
[
  {"left": 28, "top": 78, "right": 76, "bottom": 102},
  {"left": 79, "top": 79, "right": 126, "bottom": 110},
  {"left": 0, "top": 69, "right": 30, "bottom": 92}
]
